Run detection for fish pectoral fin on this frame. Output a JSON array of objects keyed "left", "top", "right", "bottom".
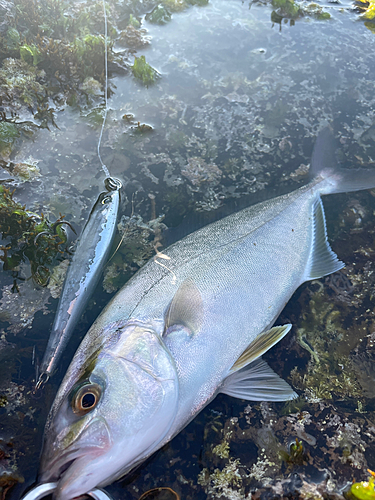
[
  {"left": 304, "top": 197, "right": 344, "bottom": 280},
  {"left": 221, "top": 358, "right": 298, "bottom": 402},
  {"left": 163, "top": 279, "right": 204, "bottom": 337},
  {"left": 229, "top": 324, "right": 292, "bottom": 373}
]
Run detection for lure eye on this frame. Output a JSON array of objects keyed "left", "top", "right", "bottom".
[
  {"left": 72, "top": 383, "right": 101, "bottom": 416},
  {"left": 101, "top": 195, "right": 112, "bottom": 205}
]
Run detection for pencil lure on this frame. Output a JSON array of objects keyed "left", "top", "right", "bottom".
[{"left": 36, "top": 177, "right": 122, "bottom": 390}]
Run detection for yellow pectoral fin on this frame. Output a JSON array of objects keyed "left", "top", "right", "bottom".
[{"left": 230, "top": 324, "right": 292, "bottom": 373}]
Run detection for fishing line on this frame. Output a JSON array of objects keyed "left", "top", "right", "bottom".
[{"left": 97, "top": 0, "right": 111, "bottom": 179}]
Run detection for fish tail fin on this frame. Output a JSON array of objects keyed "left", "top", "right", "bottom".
[{"left": 312, "top": 125, "right": 375, "bottom": 195}]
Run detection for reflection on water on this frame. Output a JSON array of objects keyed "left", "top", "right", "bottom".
[{"left": 1, "top": 0, "right": 375, "bottom": 499}]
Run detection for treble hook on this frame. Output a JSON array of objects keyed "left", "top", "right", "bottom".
[
  {"left": 34, "top": 231, "right": 51, "bottom": 246},
  {"left": 52, "top": 220, "right": 77, "bottom": 236},
  {"left": 34, "top": 371, "right": 49, "bottom": 393}
]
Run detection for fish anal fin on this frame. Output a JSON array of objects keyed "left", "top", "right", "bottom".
[
  {"left": 221, "top": 358, "right": 297, "bottom": 402},
  {"left": 305, "top": 197, "right": 344, "bottom": 280},
  {"left": 164, "top": 279, "right": 204, "bottom": 337},
  {"left": 230, "top": 324, "right": 292, "bottom": 373}
]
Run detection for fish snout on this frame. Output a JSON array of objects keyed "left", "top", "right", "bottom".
[{"left": 39, "top": 417, "right": 112, "bottom": 489}]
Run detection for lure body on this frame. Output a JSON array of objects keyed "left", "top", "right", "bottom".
[{"left": 36, "top": 178, "right": 121, "bottom": 388}]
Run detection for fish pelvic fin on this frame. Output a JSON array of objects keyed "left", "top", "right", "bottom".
[
  {"left": 164, "top": 279, "right": 204, "bottom": 336},
  {"left": 221, "top": 358, "right": 297, "bottom": 402},
  {"left": 304, "top": 197, "right": 344, "bottom": 280},
  {"left": 229, "top": 324, "right": 292, "bottom": 373},
  {"left": 312, "top": 125, "right": 375, "bottom": 195}
]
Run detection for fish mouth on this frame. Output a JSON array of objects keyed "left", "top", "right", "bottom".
[
  {"left": 39, "top": 445, "right": 102, "bottom": 484},
  {"left": 39, "top": 445, "right": 111, "bottom": 500},
  {"left": 40, "top": 416, "right": 112, "bottom": 486}
]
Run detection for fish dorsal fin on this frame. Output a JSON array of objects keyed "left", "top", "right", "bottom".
[
  {"left": 221, "top": 358, "right": 297, "bottom": 402},
  {"left": 305, "top": 197, "right": 344, "bottom": 280},
  {"left": 230, "top": 324, "right": 292, "bottom": 373},
  {"left": 164, "top": 279, "right": 204, "bottom": 336}
]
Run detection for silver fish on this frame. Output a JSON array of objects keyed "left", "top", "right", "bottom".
[
  {"left": 37, "top": 130, "right": 375, "bottom": 499},
  {"left": 36, "top": 177, "right": 122, "bottom": 389}
]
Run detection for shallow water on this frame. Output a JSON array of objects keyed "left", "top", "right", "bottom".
[{"left": 1, "top": 0, "right": 375, "bottom": 499}]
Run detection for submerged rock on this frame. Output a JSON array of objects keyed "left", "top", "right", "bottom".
[
  {"left": 102, "top": 214, "right": 167, "bottom": 293},
  {"left": 0, "top": 0, "right": 15, "bottom": 35}
]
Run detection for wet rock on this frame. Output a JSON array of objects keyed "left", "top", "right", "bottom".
[
  {"left": 1, "top": 159, "right": 41, "bottom": 182},
  {"left": 0, "top": 280, "right": 50, "bottom": 334},
  {"left": 47, "top": 259, "right": 69, "bottom": 299},
  {"left": 181, "top": 157, "right": 222, "bottom": 189},
  {"left": 102, "top": 214, "right": 167, "bottom": 293},
  {"left": 117, "top": 25, "right": 151, "bottom": 49},
  {"left": 80, "top": 77, "right": 102, "bottom": 96}
]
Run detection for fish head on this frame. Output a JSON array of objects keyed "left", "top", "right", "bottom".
[{"left": 39, "top": 322, "right": 179, "bottom": 500}]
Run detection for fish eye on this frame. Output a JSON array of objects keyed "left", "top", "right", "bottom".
[{"left": 71, "top": 383, "right": 101, "bottom": 416}]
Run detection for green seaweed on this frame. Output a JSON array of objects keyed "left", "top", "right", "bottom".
[
  {"left": 128, "top": 14, "right": 141, "bottom": 28},
  {"left": 6, "top": 28, "right": 21, "bottom": 50},
  {"left": 364, "top": 20, "right": 375, "bottom": 32},
  {"left": 20, "top": 44, "right": 43, "bottom": 66},
  {"left": 272, "top": 0, "right": 301, "bottom": 18},
  {"left": 0, "top": 185, "right": 70, "bottom": 286},
  {"left": 186, "top": 0, "right": 209, "bottom": 5},
  {"left": 279, "top": 438, "right": 307, "bottom": 466},
  {"left": 159, "top": 0, "right": 209, "bottom": 13},
  {"left": 304, "top": 3, "right": 331, "bottom": 19},
  {"left": 131, "top": 55, "right": 159, "bottom": 86},
  {"left": 0, "top": 121, "right": 19, "bottom": 157},
  {"left": 146, "top": 4, "right": 172, "bottom": 24},
  {"left": 161, "top": 0, "right": 187, "bottom": 12},
  {"left": 290, "top": 281, "right": 365, "bottom": 402}
]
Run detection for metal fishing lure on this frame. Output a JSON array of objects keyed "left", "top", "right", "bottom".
[{"left": 36, "top": 177, "right": 122, "bottom": 389}]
